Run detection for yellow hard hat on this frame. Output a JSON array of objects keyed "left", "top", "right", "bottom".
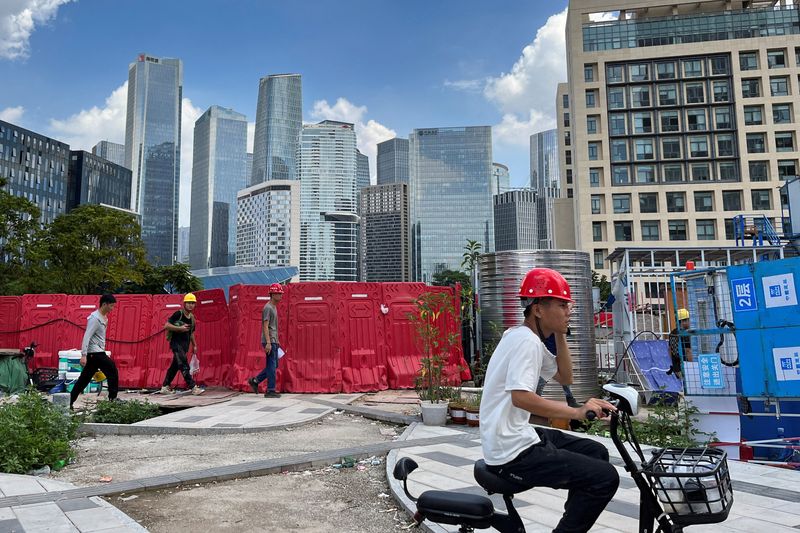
[
  {"left": 92, "top": 371, "right": 106, "bottom": 382},
  {"left": 184, "top": 293, "right": 197, "bottom": 303},
  {"left": 677, "top": 308, "right": 690, "bottom": 321}
]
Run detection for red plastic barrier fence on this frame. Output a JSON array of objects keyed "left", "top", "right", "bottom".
[
  {"left": 7, "top": 282, "right": 467, "bottom": 393},
  {"left": 20, "top": 294, "right": 67, "bottom": 369},
  {"left": 337, "top": 283, "right": 388, "bottom": 393},
  {"left": 192, "top": 288, "right": 232, "bottom": 386},
  {"left": 106, "top": 294, "right": 152, "bottom": 388},
  {"left": 0, "top": 296, "right": 21, "bottom": 350},
  {"left": 283, "top": 282, "right": 341, "bottom": 393}
]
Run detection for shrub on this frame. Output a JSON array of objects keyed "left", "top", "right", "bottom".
[
  {"left": 91, "top": 399, "right": 160, "bottom": 424},
  {"left": 0, "top": 390, "right": 78, "bottom": 474}
]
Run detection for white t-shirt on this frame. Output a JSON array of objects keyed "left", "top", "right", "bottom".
[{"left": 480, "top": 325, "right": 558, "bottom": 466}]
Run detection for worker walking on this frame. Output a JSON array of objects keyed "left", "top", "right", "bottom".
[
  {"left": 248, "top": 283, "right": 284, "bottom": 398},
  {"left": 161, "top": 293, "right": 204, "bottom": 395},
  {"left": 71, "top": 294, "right": 119, "bottom": 410}
]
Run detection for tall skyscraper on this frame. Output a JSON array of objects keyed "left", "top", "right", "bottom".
[
  {"left": 564, "top": 0, "right": 798, "bottom": 274},
  {"left": 124, "top": 53, "right": 183, "bottom": 265},
  {"left": 245, "top": 152, "right": 253, "bottom": 185},
  {"left": 530, "top": 128, "right": 561, "bottom": 249},
  {"left": 409, "top": 126, "right": 493, "bottom": 282},
  {"left": 67, "top": 151, "right": 132, "bottom": 212},
  {"left": 178, "top": 226, "right": 190, "bottom": 264},
  {"left": 236, "top": 180, "right": 300, "bottom": 268},
  {"left": 92, "top": 141, "right": 126, "bottom": 167},
  {"left": 251, "top": 74, "right": 302, "bottom": 185},
  {"left": 360, "top": 183, "right": 411, "bottom": 281},
  {"left": 494, "top": 189, "right": 539, "bottom": 252},
  {"left": 377, "top": 137, "right": 409, "bottom": 185},
  {"left": 356, "top": 149, "right": 370, "bottom": 191},
  {"left": 0, "top": 120, "right": 69, "bottom": 224},
  {"left": 491, "top": 162, "right": 511, "bottom": 196},
  {"left": 297, "top": 120, "right": 359, "bottom": 281},
  {"left": 188, "top": 106, "right": 248, "bottom": 269}
]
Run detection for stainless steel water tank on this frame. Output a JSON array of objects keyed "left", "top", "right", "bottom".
[{"left": 479, "top": 250, "right": 598, "bottom": 402}]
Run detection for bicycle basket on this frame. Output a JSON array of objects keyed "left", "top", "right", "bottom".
[
  {"left": 643, "top": 447, "right": 733, "bottom": 525},
  {"left": 32, "top": 367, "right": 61, "bottom": 392}
]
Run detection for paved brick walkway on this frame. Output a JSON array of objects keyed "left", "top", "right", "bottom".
[
  {"left": 3, "top": 392, "right": 798, "bottom": 532},
  {"left": 388, "top": 423, "right": 800, "bottom": 533}
]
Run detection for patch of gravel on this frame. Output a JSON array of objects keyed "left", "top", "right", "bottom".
[{"left": 52, "top": 412, "right": 402, "bottom": 485}]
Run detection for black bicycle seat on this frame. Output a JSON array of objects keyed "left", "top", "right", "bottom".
[
  {"left": 416, "top": 490, "right": 494, "bottom": 528},
  {"left": 474, "top": 459, "right": 529, "bottom": 495}
]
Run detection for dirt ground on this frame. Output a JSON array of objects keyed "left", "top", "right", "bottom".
[{"left": 52, "top": 393, "right": 421, "bottom": 532}]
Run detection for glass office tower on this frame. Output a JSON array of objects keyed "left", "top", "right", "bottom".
[
  {"left": 91, "top": 141, "right": 126, "bottom": 167},
  {"left": 124, "top": 53, "right": 183, "bottom": 265},
  {"left": 251, "top": 74, "right": 302, "bottom": 185},
  {"left": 189, "top": 106, "right": 248, "bottom": 269},
  {"left": 376, "top": 137, "right": 409, "bottom": 185},
  {"left": 409, "top": 126, "right": 493, "bottom": 282},
  {"left": 297, "top": 120, "right": 359, "bottom": 281},
  {"left": 530, "top": 128, "right": 561, "bottom": 249}
]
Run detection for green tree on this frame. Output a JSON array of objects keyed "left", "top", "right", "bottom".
[
  {"left": 431, "top": 269, "right": 470, "bottom": 289},
  {"left": 592, "top": 270, "right": 612, "bottom": 302},
  {"left": 41, "top": 204, "right": 147, "bottom": 294},
  {"left": 0, "top": 177, "right": 47, "bottom": 294},
  {"left": 126, "top": 262, "right": 203, "bottom": 295}
]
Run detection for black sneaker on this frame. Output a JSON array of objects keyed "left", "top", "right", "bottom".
[
  {"left": 264, "top": 391, "right": 281, "bottom": 398},
  {"left": 247, "top": 377, "right": 259, "bottom": 394}
]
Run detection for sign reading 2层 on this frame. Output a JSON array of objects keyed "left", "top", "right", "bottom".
[
  {"left": 762, "top": 273, "right": 798, "bottom": 309},
  {"left": 773, "top": 346, "right": 800, "bottom": 381},
  {"left": 699, "top": 354, "right": 724, "bottom": 389},
  {"left": 731, "top": 277, "right": 757, "bottom": 312}
]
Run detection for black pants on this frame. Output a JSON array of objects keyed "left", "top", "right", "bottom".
[
  {"left": 70, "top": 352, "right": 118, "bottom": 406},
  {"left": 163, "top": 344, "right": 195, "bottom": 389},
  {"left": 489, "top": 427, "right": 619, "bottom": 533}
]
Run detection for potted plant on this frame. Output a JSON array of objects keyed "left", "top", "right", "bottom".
[
  {"left": 410, "top": 292, "right": 460, "bottom": 426},
  {"left": 464, "top": 391, "right": 481, "bottom": 427},
  {"left": 448, "top": 387, "right": 466, "bottom": 425}
]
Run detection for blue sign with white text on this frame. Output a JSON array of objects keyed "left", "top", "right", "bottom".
[
  {"left": 698, "top": 354, "right": 724, "bottom": 389},
  {"left": 731, "top": 277, "right": 757, "bottom": 312}
]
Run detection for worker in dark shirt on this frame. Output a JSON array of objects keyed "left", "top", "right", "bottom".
[{"left": 668, "top": 308, "right": 692, "bottom": 378}]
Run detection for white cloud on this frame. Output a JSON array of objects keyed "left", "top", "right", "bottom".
[
  {"left": 0, "top": 0, "right": 72, "bottom": 60},
  {"left": 0, "top": 105, "right": 25, "bottom": 123},
  {"left": 179, "top": 97, "right": 203, "bottom": 226},
  {"left": 443, "top": 78, "right": 486, "bottom": 92},
  {"left": 589, "top": 11, "right": 619, "bottom": 22},
  {"left": 48, "top": 81, "right": 127, "bottom": 149},
  {"left": 484, "top": 8, "right": 567, "bottom": 122},
  {"left": 493, "top": 111, "right": 555, "bottom": 148},
  {"left": 311, "top": 97, "right": 396, "bottom": 181}
]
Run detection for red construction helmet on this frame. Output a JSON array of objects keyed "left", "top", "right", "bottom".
[
  {"left": 518, "top": 268, "right": 572, "bottom": 302},
  {"left": 269, "top": 283, "right": 284, "bottom": 294}
]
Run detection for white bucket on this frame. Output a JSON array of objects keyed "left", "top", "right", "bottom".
[{"left": 58, "top": 349, "right": 83, "bottom": 373}]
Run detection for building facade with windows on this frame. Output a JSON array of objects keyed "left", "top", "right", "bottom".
[
  {"left": 359, "top": 183, "right": 411, "bottom": 281},
  {"left": 235, "top": 180, "right": 300, "bottom": 269},
  {"left": 67, "top": 150, "right": 132, "bottom": 212},
  {"left": 377, "top": 138, "right": 409, "bottom": 185},
  {"left": 91, "top": 141, "right": 126, "bottom": 167},
  {"left": 409, "top": 126, "right": 493, "bottom": 282},
  {"left": 297, "top": 120, "right": 359, "bottom": 281},
  {"left": 188, "top": 106, "right": 248, "bottom": 269},
  {"left": 531, "top": 128, "right": 563, "bottom": 248},
  {"left": 0, "top": 120, "right": 69, "bottom": 225},
  {"left": 494, "top": 189, "right": 539, "bottom": 252},
  {"left": 565, "top": 0, "right": 797, "bottom": 274},
  {"left": 124, "top": 53, "right": 183, "bottom": 265},
  {"left": 251, "top": 74, "right": 302, "bottom": 185}
]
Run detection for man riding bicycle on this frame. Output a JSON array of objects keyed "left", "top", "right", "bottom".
[{"left": 480, "top": 267, "right": 619, "bottom": 533}]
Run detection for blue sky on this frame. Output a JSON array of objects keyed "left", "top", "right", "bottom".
[{"left": 0, "top": 0, "right": 570, "bottom": 224}]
